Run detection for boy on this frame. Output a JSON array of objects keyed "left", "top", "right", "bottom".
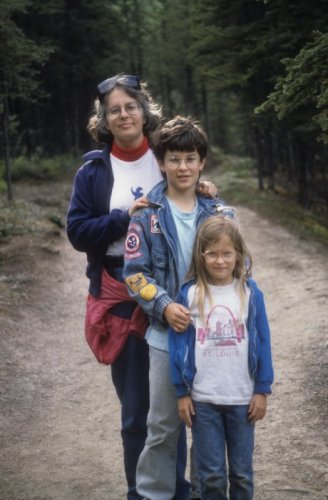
[{"left": 123, "top": 116, "right": 225, "bottom": 499}]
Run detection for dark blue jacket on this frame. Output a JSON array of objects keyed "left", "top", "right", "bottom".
[
  {"left": 67, "top": 146, "right": 131, "bottom": 296},
  {"left": 169, "top": 279, "right": 274, "bottom": 398}
]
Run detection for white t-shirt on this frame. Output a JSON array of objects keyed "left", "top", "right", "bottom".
[
  {"left": 107, "top": 150, "right": 163, "bottom": 256},
  {"left": 189, "top": 280, "right": 254, "bottom": 405}
]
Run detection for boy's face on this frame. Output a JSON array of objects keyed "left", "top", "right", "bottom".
[{"left": 159, "top": 149, "right": 205, "bottom": 193}]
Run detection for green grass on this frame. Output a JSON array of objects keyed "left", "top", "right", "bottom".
[
  {"left": 0, "top": 153, "right": 76, "bottom": 185},
  {"left": 0, "top": 198, "right": 61, "bottom": 239},
  {"left": 0, "top": 154, "right": 75, "bottom": 242},
  {"left": 206, "top": 148, "right": 328, "bottom": 245}
]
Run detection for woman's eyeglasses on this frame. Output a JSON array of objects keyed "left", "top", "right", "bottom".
[
  {"left": 97, "top": 75, "right": 141, "bottom": 102},
  {"left": 107, "top": 102, "right": 140, "bottom": 119}
]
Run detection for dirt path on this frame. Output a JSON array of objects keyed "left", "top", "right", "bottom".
[{"left": 0, "top": 182, "right": 327, "bottom": 499}]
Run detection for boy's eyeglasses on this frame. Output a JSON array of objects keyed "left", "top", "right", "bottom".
[
  {"left": 97, "top": 75, "right": 141, "bottom": 102},
  {"left": 202, "top": 250, "right": 236, "bottom": 263},
  {"left": 166, "top": 156, "right": 200, "bottom": 169},
  {"left": 107, "top": 102, "right": 140, "bottom": 119}
]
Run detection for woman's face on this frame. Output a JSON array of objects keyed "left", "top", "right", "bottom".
[{"left": 106, "top": 88, "right": 145, "bottom": 148}]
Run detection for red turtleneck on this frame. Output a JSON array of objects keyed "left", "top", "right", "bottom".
[{"left": 111, "top": 136, "right": 149, "bottom": 161}]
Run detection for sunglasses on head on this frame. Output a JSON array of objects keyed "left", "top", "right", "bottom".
[{"left": 97, "top": 75, "right": 141, "bottom": 102}]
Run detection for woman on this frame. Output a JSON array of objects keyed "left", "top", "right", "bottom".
[{"left": 67, "top": 74, "right": 215, "bottom": 499}]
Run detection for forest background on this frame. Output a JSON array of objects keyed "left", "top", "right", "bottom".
[
  {"left": 0, "top": 0, "right": 328, "bottom": 236},
  {"left": 0, "top": 3, "right": 328, "bottom": 498}
]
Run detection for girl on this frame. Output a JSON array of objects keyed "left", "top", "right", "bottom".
[{"left": 169, "top": 214, "right": 274, "bottom": 500}]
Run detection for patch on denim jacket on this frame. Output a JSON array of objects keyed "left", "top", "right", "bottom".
[
  {"left": 150, "top": 215, "right": 161, "bottom": 234},
  {"left": 125, "top": 273, "right": 148, "bottom": 293},
  {"left": 129, "top": 222, "right": 142, "bottom": 232},
  {"left": 140, "top": 283, "right": 157, "bottom": 301},
  {"left": 125, "top": 232, "right": 140, "bottom": 253},
  {"left": 125, "top": 274, "right": 158, "bottom": 300}
]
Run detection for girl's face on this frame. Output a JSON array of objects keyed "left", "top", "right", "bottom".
[
  {"left": 202, "top": 234, "right": 237, "bottom": 286},
  {"left": 106, "top": 88, "right": 145, "bottom": 148}
]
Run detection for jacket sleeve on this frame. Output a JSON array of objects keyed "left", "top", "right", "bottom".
[
  {"left": 168, "top": 290, "right": 195, "bottom": 398},
  {"left": 254, "top": 290, "right": 274, "bottom": 394},
  {"left": 123, "top": 213, "right": 173, "bottom": 322},
  {"left": 67, "top": 164, "right": 130, "bottom": 254},
  {"left": 168, "top": 338, "right": 192, "bottom": 398}
]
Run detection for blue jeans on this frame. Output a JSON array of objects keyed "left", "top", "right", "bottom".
[
  {"left": 192, "top": 402, "right": 254, "bottom": 500},
  {"left": 136, "top": 347, "right": 190, "bottom": 500},
  {"left": 111, "top": 334, "right": 150, "bottom": 500}
]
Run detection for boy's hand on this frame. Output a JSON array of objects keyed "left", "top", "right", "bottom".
[
  {"left": 128, "top": 196, "right": 149, "bottom": 216},
  {"left": 197, "top": 180, "right": 218, "bottom": 198},
  {"left": 178, "top": 396, "right": 195, "bottom": 428},
  {"left": 248, "top": 394, "right": 267, "bottom": 423},
  {"left": 164, "top": 303, "right": 191, "bottom": 332}
]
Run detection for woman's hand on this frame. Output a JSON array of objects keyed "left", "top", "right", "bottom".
[
  {"left": 197, "top": 180, "right": 218, "bottom": 198},
  {"left": 164, "top": 303, "right": 191, "bottom": 332},
  {"left": 128, "top": 196, "right": 149, "bottom": 216},
  {"left": 178, "top": 396, "right": 195, "bottom": 427}
]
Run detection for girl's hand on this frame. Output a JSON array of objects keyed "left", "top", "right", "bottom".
[
  {"left": 178, "top": 396, "right": 195, "bottom": 428},
  {"left": 128, "top": 196, "right": 149, "bottom": 216},
  {"left": 248, "top": 394, "right": 267, "bottom": 424},
  {"left": 197, "top": 180, "right": 218, "bottom": 198},
  {"left": 164, "top": 303, "right": 191, "bottom": 332}
]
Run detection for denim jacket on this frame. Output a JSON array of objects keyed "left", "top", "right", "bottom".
[
  {"left": 169, "top": 279, "right": 274, "bottom": 397},
  {"left": 123, "top": 180, "right": 225, "bottom": 351}
]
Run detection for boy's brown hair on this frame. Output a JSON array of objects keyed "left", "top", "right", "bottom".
[{"left": 152, "top": 116, "right": 208, "bottom": 162}]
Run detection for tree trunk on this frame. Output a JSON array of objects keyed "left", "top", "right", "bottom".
[
  {"left": 2, "top": 97, "right": 13, "bottom": 201},
  {"left": 133, "top": 0, "right": 143, "bottom": 76},
  {"left": 200, "top": 80, "right": 209, "bottom": 142},
  {"left": 254, "top": 127, "right": 264, "bottom": 191},
  {"left": 266, "top": 129, "right": 275, "bottom": 191},
  {"left": 287, "top": 134, "right": 295, "bottom": 183},
  {"left": 296, "top": 138, "right": 309, "bottom": 207},
  {"left": 319, "top": 148, "right": 328, "bottom": 213},
  {"left": 73, "top": 93, "right": 80, "bottom": 157}
]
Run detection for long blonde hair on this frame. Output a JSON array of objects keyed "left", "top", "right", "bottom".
[{"left": 187, "top": 215, "right": 252, "bottom": 321}]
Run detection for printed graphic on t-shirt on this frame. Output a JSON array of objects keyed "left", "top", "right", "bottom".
[
  {"left": 191, "top": 284, "right": 253, "bottom": 404},
  {"left": 131, "top": 186, "right": 143, "bottom": 199},
  {"left": 197, "top": 304, "right": 245, "bottom": 356}
]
